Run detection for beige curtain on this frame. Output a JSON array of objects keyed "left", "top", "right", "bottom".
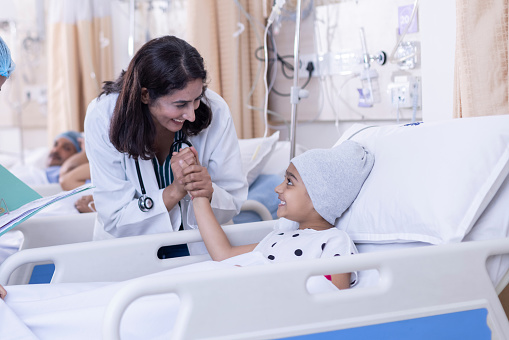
[
  {"left": 454, "top": 0, "right": 509, "bottom": 118},
  {"left": 47, "top": 0, "right": 114, "bottom": 144},
  {"left": 186, "top": 0, "right": 269, "bottom": 138}
]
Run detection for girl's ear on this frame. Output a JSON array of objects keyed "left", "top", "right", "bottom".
[{"left": 140, "top": 88, "right": 150, "bottom": 104}]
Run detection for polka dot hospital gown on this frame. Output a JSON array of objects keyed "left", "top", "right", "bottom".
[{"left": 253, "top": 228, "right": 358, "bottom": 287}]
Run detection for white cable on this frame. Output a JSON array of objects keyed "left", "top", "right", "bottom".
[
  {"left": 233, "top": 0, "right": 279, "bottom": 139},
  {"left": 234, "top": 0, "right": 267, "bottom": 110},
  {"left": 250, "top": 1, "right": 286, "bottom": 161}
]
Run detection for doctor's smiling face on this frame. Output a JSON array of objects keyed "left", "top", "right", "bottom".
[{"left": 142, "top": 78, "right": 203, "bottom": 133}]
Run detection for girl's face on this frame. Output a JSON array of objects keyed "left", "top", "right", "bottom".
[
  {"left": 142, "top": 78, "right": 203, "bottom": 132},
  {"left": 275, "top": 163, "right": 323, "bottom": 228}
]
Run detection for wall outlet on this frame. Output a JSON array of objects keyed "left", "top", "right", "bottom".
[
  {"left": 298, "top": 53, "right": 318, "bottom": 78},
  {"left": 387, "top": 75, "right": 421, "bottom": 109}
]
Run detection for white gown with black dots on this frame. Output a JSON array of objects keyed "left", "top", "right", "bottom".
[{"left": 253, "top": 228, "right": 358, "bottom": 286}]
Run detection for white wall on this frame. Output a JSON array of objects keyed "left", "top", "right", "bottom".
[
  {"left": 420, "top": 0, "right": 456, "bottom": 121},
  {"left": 0, "top": 0, "right": 457, "bottom": 158}
]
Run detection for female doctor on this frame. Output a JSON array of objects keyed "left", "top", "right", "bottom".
[{"left": 84, "top": 36, "right": 248, "bottom": 256}]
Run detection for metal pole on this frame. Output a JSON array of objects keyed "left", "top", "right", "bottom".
[{"left": 289, "top": 0, "right": 302, "bottom": 159}]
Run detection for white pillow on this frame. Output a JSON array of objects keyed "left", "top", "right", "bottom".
[
  {"left": 334, "top": 115, "right": 509, "bottom": 244},
  {"left": 261, "top": 140, "right": 308, "bottom": 177},
  {"left": 238, "top": 131, "right": 279, "bottom": 186}
]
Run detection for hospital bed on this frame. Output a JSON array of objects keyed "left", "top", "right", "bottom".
[
  {"left": 1, "top": 115, "right": 508, "bottom": 338},
  {"left": 0, "top": 214, "right": 508, "bottom": 339}
]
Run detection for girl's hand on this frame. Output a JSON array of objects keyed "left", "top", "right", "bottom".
[{"left": 181, "top": 162, "right": 214, "bottom": 201}]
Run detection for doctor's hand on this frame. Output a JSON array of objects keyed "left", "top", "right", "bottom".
[
  {"left": 171, "top": 147, "right": 198, "bottom": 186},
  {"left": 162, "top": 147, "right": 199, "bottom": 211},
  {"left": 179, "top": 153, "right": 214, "bottom": 202}
]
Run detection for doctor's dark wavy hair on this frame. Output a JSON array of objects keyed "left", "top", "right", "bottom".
[{"left": 102, "top": 35, "right": 212, "bottom": 160}]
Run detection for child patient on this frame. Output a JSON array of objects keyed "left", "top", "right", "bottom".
[{"left": 183, "top": 140, "right": 374, "bottom": 290}]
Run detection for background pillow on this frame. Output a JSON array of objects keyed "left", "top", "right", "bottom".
[
  {"left": 334, "top": 115, "right": 509, "bottom": 245},
  {"left": 238, "top": 131, "right": 279, "bottom": 186}
]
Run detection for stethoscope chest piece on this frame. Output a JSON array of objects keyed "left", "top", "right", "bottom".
[
  {"left": 138, "top": 194, "right": 154, "bottom": 212},
  {"left": 135, "top": 158, "right": 154, "bottom": 212}
]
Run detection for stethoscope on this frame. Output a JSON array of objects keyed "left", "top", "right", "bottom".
[{"left": 135, "top": 133, "right": 193, "bottom": 212}]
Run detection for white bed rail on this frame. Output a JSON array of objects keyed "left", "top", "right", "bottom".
[
  {"left": 103, "top": 237, "right": 509, "bottom": 339},
  {"left": 0, "top": 220, "right": 275, "bottom": 285},
  {"left": 15, "top": 213, "right": 97, "bottom": 250},
  {"left": 4, "top": 213, "right": 97, "bottom": 285},
  {"left": 2, "top": 199, "right": 271, "bottom": 284}
]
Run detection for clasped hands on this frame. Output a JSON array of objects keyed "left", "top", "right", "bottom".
[{"left": 171, "top": 147, "right": 213, "bottom": 201}]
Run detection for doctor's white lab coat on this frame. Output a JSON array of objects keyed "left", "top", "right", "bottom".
[{"left": 84, "top": 89, "right": 248, "bottom": 254}]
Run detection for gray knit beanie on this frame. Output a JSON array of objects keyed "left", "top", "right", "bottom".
[{"left": 291, "top": 140, "right": 374, "bottom": 225}]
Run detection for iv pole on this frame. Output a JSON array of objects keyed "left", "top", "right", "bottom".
[{"left": 289, "top": 0, "right": 303, "bottom": 159}]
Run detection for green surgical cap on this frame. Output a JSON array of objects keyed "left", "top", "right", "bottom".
[{"left": 0, "top": 36, "right": 15, "bottom": 78}]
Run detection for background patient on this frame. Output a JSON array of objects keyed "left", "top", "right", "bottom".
[{"left": 9, "top": 130, "right": 84, "bottom": 187}]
